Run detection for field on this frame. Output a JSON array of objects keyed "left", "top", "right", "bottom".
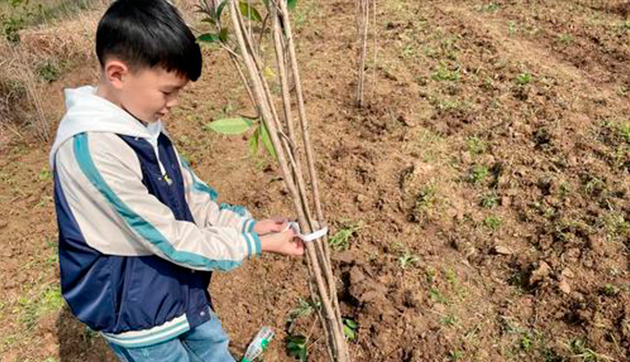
[{"left": 0, "top": 0, "right": 628, "bottom": 361}]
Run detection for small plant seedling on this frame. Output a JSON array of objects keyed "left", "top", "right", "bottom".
[
  {"left": 286, "top": 334, "right": 308, "bottom": 362},
  {"left": 39, "top": 168, "right": 52, "bottom": 181},
  {"left": 466, "top": 136, "right": 487, "bottom": 155},
  {"left": 37, "top": 61, "right": 61, "bottom": 83},
  {"left": 603, "top": 283, "right": 619, "bottom": 296},
  {"left": 398, "top": 251, "right": 418, "bottom": 269},
  {"left": 440, "top": 314, "right": 457, "bottom": 326},
  {"left": 430, "top": 288, "right": 448, "bottom": 305},
  {"left": 448, "top": 350, "right": 464, "bottom": 361},
  {"left": 516, "top": 72, "right": 532, "bottom": 86},
  {"left": 480, "top": 192, "right": 499, "bottom": 208},
  {"left": 557, "top": 34, "right": 573, "bottom": 44},
  {"left": 328, "top": 222, "right": 361, "bottom": 251},
  {"left": 432, "top": 63, "right": 460, "bottom": 82},
  {"left": 484, "top": 215, "right": 503, "bottom": 230},
  {"left": 342, "top": 318, "right": 358, "bottom": 341},
  {"left": 468, "top": 165, "right": 489, "bottom": 184},
  {"left": 568, "top": 338, "right": 613, "bottom": 362},
  {"left": 520, "top": 333, "right": 533, "bottom": 351}
]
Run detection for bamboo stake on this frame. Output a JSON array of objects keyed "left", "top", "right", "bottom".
[
  {"left": 275, "top": 1, "right": 349, "bottom": 360},
  {"left": 228, "top": 1, "right": 348, "bottom": 360},
  {"left": 356, "top": 0, "right": 369, "bottom": 107}
]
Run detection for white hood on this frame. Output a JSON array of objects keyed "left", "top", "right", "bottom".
[{"left": 49, "top": 86, "right": 162, "bottom": 169}]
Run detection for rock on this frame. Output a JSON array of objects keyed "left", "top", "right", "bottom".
[
  {"left": 561, "top": 268, "right": 575, "bottom": 279},
  {"left": 0, "top": 220, "right": 7, "bottom": 229},
  {"left": 494, "top": 245, "right": 513, "bottom": 255},
  {"left": 529, "top": 261, "right": 552, "bottom": 285},
  {"left": 558, "top": 279, "right": 572, "bottom": 294}
]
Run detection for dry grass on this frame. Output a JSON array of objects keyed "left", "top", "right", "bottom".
[{"left": 0, "top": 2, "right": 104, "bottom": 146}]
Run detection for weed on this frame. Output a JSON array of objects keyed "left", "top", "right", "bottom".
[
  {"left": 399, "top": 251, "right": 418, "bottom": 269},
  {"left": 444, "top": 268, "right": 457, "bottom": 285},
  {"left": 430, "top": 288, "right": 448, "bottom": 305},
  {"left": 508, "top": 20, "right": 518, "bottom": 36},
  {"left": 567, "top": 338, "right": 612, "bottom": 362},
  {"left": 603, "top": 283, "right": 620, "bottom": 296},
  {"left": 432, "top": 63, "right": 460, "bottom": 82},
  {"left": 286, "top": 334, "right": 308, "bottom": 361},
  {"left": 478, "top": 3, "right": 499, "bottom": 12},
  {"left": 516, "top": 72, "right": 533, "bottom": 86},
  {"left": 557, "top": 34, "right": 573, "bottom": 44},
  {"left": 342, "top": 318, "right": 358, "bottom": 341},
  {"left": 39, "top": 167, "right": 51, "bottom": 181},
  {"left": 287, "top": 298, "right": 315, "bottom": 329},
  {"left": 520, "top": 332, "right": 533, "bottom": 351},
  {"left": 411, "top": 185, "right": 439, "bottom": 222},
  {"left": 466, "top": 136, "right": 487, "bottom": 155},
  {"left": 468, "top": 165, "right": 489, "bottom": 184},
  {"left": 18, "top": 285, "right": 63, "bottom": 329},
  {"left": 328, "top": 222, "right": 361, "bottom": 251},
  {"left": 484, "top": 215, "right": 503, "bottom": 230},
  {"left": 37, "top": 60, "right": 62, "bottom": 83},
  {"left": 440, "top": 314, "right": 457, "bottom": 326},
  {"left": 448, "top": 350, "right": 464, "bottom": 361},
  {"left": 480, "top": 192, "right": 499, "bottom": 208}
]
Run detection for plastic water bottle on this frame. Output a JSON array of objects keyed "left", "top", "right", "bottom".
[{"left": 241, "top": 326, "right": 275, "bottom": 362}]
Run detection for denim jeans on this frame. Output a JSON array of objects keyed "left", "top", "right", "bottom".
[{"left": 108, "top": 310, "right": 236, "bottom": 362}]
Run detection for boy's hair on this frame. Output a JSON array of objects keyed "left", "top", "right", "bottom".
[{"left": 96, "top": 0, "right": 202, "bottom": 81}]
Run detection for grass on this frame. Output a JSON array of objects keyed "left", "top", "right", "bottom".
[
  {"left": 411, "top": 184, "right": 439, "bottom": 223},
  {"left": 432, "top": 63, "right": 461, "bottom": 82},
  {"left": 484, "top": 215, "right": 503, "bottom": 230},
  {"left": 429, "top": 288, "right": 449, "bottom": 305},
  {"left": 480, "top": 192, "right": 499, "bottom": 208},
  {"left": 466, "top": 136, "right": 487, "bottom": 155},
  {"left": 515, "top": 72, "right": 533, "bottom": 86},
  {"left": 468, "top": 165, "right": 489, "bottom": 184},
  {"left": 328, "top": 222, "right": 361, "bottom": 251},
  {"left": 398, "top": 251, "right": 418, "bottom": 269},
  {"left": 18, "top": 285, "right": 64, "bottom": 329},
  {"left": 567, "top": 338, "right": 612, "bottom": 362}
]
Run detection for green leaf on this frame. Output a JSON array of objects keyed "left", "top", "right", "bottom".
[
  {"left": 248, "top": 126, "right": 260, "bottom": 156},
  {"left": 219, "top": 28, "right": 229, "bottom": 43},
  {"left": 286, "top": 335, "right": 307, "bottom": 361},
  {"left": 197, "top": 33, "right": 221, "bottom": 43},
  {"left": 343, "top": 318, "right": 358, "bottom": 341},
  {"left": 260, "top": 122, "right": 277, "bottom": 159},
  {"left": 288, "top": 0, "right": 297, "bottom": 10},
  {"left": 239, "top": 1, "right": 263, "bottom": 22},
  {"left": 203, "top": 117, "right": 254, "bottom": 135},
  {"left": 216, "top": 0, "right": 228, "bottom": 19}
]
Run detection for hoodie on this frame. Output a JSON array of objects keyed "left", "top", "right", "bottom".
[{"left": 50, "top": 86, "right": 260, "bottom": 347}]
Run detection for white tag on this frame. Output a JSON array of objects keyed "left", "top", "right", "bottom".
[{"left": 282, "top": 222, "right": 328, "bottom": 242}]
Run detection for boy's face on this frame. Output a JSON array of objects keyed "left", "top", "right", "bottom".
[{"left": 119, "top": 66, "right": 189, "bottom": 124}]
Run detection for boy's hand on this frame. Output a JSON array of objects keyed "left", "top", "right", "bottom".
[
  {"left": 260, "top": 229, "right": 305, "bottom": 256},
  {"left": 253, "top": 218, "right": 289, "bottom": 235}
]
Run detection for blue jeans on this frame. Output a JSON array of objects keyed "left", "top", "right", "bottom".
[{"left": 108, "top": 311, "right": 236, "bottom": 362}]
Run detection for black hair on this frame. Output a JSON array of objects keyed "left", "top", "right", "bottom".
[{"left": 96, "top": 0, "right": 202, "bottom": 81}]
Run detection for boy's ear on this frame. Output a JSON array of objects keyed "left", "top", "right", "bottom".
[{"left": 103, "top": 59, "right": 129, "bottom": 89}]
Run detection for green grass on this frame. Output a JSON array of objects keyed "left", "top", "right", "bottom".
[
  {"left": 328, "top": 222, "right": 361, "bottom": 251},
  {"left": 398, "top": 251, "right": 418, "bottom": 269},
  {"left": 432, "top": 63, "right": 461, "bottom": 82},
  {"left": 18, "top": 285, "right": 64, "bottom": 329},
  {"left": 484, "top": 215, "right": 503, "bottom": 230},
  {"left": 466, "top": 136, "right": 487, "bottom": 155},
  {"left": 480, "top": 192, "right": 499, "bottom": 208},
  {"left": 516, "top": 72, "right": 533, "bottom": 86},
  {"left": 468, "top": 165, "right": 489, "bottom": 184}
]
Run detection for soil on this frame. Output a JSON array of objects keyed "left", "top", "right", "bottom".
[{"left": 0, "top": 0, "right": 628, "bottom": 361}]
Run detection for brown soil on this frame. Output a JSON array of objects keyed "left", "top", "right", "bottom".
[{"left": 1, "top": 0, "right": 628, "bottom": 361}]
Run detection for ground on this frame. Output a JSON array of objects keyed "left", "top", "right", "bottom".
[{"left": 0, "top": 0, "right": 629, "bottom": 361}]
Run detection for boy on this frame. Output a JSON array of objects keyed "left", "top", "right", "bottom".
[{"left": 48, "top": 0, "right": 304, "bottom": 361}]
